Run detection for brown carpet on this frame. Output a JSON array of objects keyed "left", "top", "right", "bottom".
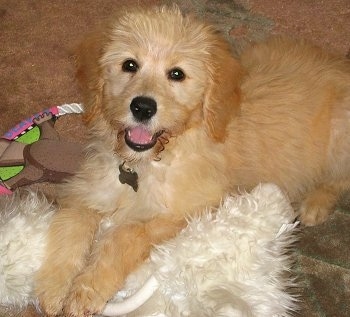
[{"left": 1, "top": 0, "right": 350, "bottom": 316}]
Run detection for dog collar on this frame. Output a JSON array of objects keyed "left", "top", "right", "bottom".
[{"left": 118, "top": 162, "right": 138, "bottom": 192}]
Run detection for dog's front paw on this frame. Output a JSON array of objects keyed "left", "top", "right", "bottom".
[
  {"left": 36, "top": 274, "right": 72, "bottom": 316},
  {"left": 36, "top": 261, "right": 80, "bottom": 316},
  {"left": 37, "top": 290, "right": 66, "bottom": 316},
  {"left": 63, "top": 275, "right": 107, "bottom": 317}
]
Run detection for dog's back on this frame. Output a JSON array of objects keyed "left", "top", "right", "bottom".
[{"left": 231, "top": 37, "right": 350, "bottom": 224}]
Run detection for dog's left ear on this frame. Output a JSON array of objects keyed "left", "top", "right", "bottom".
[
  {"left": 75, "top": 29, "right": 109, "bottom": 127},
  {"left": 203, "top": 39, "right": 243, "bottom": 142}
]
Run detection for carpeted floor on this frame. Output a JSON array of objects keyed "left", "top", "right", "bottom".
[{"left": 1, "top": 0, "right": 350, "bottom": 316}]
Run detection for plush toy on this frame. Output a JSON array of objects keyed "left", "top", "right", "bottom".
[
  {"left": 0, "top": 104, "right": 84, "bottom": 194},
  {"left": 0, "top": 183, "right": 298, "bottom": 316}
]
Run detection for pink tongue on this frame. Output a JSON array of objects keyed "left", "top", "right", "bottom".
[{"left": 128, "top": 126, "right": 153, "bottom": 144}]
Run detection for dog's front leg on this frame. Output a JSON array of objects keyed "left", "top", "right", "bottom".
[
  {"left": 63, "top": 216, "right": 186, "bottom": 317},
  {"left": 35, "top": 208, "right": 102, "bottom": 316}
]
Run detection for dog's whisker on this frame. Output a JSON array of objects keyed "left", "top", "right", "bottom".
[
  {"left": 159, "top": 136, "right": 169, "bottom": 144},
  {"left": 153, "top": 137, "right": 166, "bottom": 161}
]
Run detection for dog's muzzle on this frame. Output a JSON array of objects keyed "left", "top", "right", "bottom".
[{"left": 125, "top": 96, "right": 163, "bottom": 152}]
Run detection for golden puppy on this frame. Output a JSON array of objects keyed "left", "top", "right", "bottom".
[{"left": 35, "top": 5, "right": 350, "bottom": 316}]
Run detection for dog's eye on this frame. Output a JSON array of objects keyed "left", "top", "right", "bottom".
[
  {"left": 122, "top": 59, "right": 139, "bottom": 73},
  {"left": 168, "top": 68, "right": 185, "bottom": 81}
]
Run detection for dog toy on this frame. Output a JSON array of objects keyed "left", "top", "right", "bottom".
[
  {"left": 0, "top": 103, "right": 84, "bottom": 194},
  {"left": 0, "top": 183, "right": 298, "bottom": 316}
]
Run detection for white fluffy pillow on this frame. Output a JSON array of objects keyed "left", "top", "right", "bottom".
[
  {"left": 103, "top": 183, "right": 299, "bottom": 317},
  {"left": 0, "top": 184, "right": 298, "bottom": 316}
]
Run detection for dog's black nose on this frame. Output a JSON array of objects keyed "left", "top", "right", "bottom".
[{"left": 130, "top": 96, "right": 157, "bottom": 122}]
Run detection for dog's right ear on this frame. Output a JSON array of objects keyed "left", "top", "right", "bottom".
[{"left": 75, "top": 30, "right": 108, "bottom": 126}]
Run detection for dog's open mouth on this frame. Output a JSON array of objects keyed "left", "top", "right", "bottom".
[{"left": 125, "top": 126, "right": 164, "bottom": 152}]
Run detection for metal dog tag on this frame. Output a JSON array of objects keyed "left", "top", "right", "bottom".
[{"left": 118, "top": 162, "right": 139, "bottom": 192}]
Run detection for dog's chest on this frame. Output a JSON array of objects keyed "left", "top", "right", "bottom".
[
  {"left": 109, "top": 161, "right": 175, "bottom": 222},
  {"left": 86, "top": 135, "right": 226, "bottom": 221},
  {"left": 124, "top": 156, "right": 225, "bottom": 219}
]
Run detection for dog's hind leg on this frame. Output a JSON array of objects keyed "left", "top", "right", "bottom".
[
  {"left": 63, "top": 216, "right": 186, "bottom": 317},
  {"left": 299, "top": 181, "right": 350, "bottom": 226},
  {"left": 35, "top": 208, "right": 102, "bottom": 316}
]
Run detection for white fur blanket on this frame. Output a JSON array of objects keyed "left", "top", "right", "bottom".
[{"left": 0, "top": 184, "right": 298, "bottom": 316}]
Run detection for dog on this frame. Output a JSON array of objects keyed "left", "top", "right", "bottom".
[{"left": 34, "top": 5, "right": 350, "bottom": 316}]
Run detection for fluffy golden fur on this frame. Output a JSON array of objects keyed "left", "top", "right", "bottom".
[{"left": 35, "top": 5, "right": 350, "bottom": 316}]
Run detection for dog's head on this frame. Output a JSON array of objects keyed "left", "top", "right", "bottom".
[{"left": 76, "top": 6, "right": 242, "bottom": 162}]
